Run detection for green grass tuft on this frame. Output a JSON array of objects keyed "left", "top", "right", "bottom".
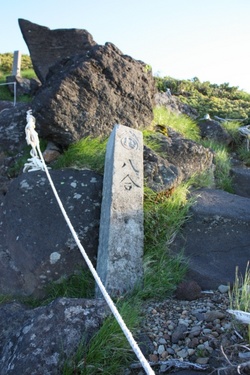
[
  {"left": 201, "top": 139, "right": 233, "bottom": 192},
  {"left": 229, "top": 262, "right": 250, "bottom": 343},
  {"left": 45, "top": 269, "right": 95, "bottom": 302},
  {"left": 152, "top": 106, "right": 201, "bottom": 142},
  {"left": 53, "top": 137, "right": 108, "bottom": 173},
  {"left": 63, "top": 300, "right": 141, "bottom": 375},
  {"left": 139, "top": 184, "right": 192, "bottom": 300},
  {"left": 238, "top": 145, "right": 250, "bottom": 166}
]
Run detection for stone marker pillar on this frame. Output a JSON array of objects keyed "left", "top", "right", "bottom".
[
  {"left": 96, "top": 124, "right": 144, "bottom": 298},
  {"left": 12, "top": 50, "right": 22, "bottom": 77}
]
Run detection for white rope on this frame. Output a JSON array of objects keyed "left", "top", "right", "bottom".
[{"left": 24, "top": 110, "right": 155, "bottom": 375}]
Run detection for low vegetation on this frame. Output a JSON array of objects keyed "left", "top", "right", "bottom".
[
  {"left": 0, "top": 53, "right": 36, "bottom": 102},
  {"left": 229, "top": 262, "right": 250, "bottom": 343},
  {"left": 155, "top": 75, "right": 250, "bottom": 121},
  {"left": 53, "top": 137, "right": 108, "bottom": 173}
]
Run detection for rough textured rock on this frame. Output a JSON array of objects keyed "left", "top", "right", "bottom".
[
  {"left": 31, "top": 42, "right": 155, "bottom": 146},
  {"left": 0, "top": 298, "right": 109, "bottom": 375},
  {"left": 17, "top": 20, "right": 155, "bottom": 147},
  {"left": 230, "top": 165, "right": 250, "bottom": 198},
  {"left": 0, "top": 169, "right": 102, "bottom": 297},
  {"left": 0, "top": 101, "right": 15, "bottom": 113},
  {"left": 175, "top": 280, "right": 202, "bottom": 301},
  {"left": 6, "top": 75, "right": 41, "bottom": 97},
  {"left": 0, "top": 102, "right": 29, "bottom": 153},
  {"left": 170, "top": 188, "right": 250, "bottom": 289},
  {"left": 154, "top": 92, "right": 198, "bottom": 119},
  {"left": 144, "top": 130, "right": 214, "bottom": 183},
  {"left": 197, "top": 118, "right": 233, "bottom": 145},
  {"left": 143, "top": 145, "right": 181, "bottom": 192},
  {"left": 18, "top": 19, "right": 97, "bottom": 83}
]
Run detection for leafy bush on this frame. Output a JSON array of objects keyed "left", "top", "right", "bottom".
[
  {"left": 0, "top": 53, "right": 34, "bottom": 74},
  {"left": 155, "top": 76, "right": 250, "bottom": 121}
]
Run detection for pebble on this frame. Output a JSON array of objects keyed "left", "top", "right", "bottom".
[{"left": 218, "top": 284, "right": 230, "bottom": 293}]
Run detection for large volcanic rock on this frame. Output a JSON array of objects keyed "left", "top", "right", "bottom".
[
  {"left": 31, "top": 42, "right": 155, "bottom": 146},
  {"left": 18, "top": 18, "right": 97, "bottom": 83},
  {"left": 18, "top": 20, "right": 155, "bottom": 147},
  {"left": 0, "top": 169, "right": 102, "bottom": 297}
]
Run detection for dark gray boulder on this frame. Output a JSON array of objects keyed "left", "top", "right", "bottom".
[
  {"left": 31, "top": 41, "right": 155, "bottom": 146},
  {"left": 230, "top": 165, "right": 250, "bottom": 198},
  {"left": 0, "top": 298, "right": 109, "bottom": 375},
  {"left": 0, "top": 102, "right": 29, "bottom": 153},
  {"left": 197, "top": 118, "right": 232, "bottom": 145},
  {"left": 17, "top": 20, "right": 155, "bottom": 147},
  {"left": 170, "top": 188, "right": 250, "bottom": 289},
  {"left": 154, "top": 92, "right": 198, "bottom": 119},
  {"left": 143, "top": 145, "right": 181, "bottom": 192},
  {"left": 18, "top": 19, "right": 97, "bottom": 84},
  {"left": 0, "top": 168, "right": 102, "bottom": 297},
  {"left": 143, "top": 130, "right": 214, "bottom": 184}
]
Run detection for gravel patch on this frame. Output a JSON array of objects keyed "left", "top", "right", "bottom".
[{"left": 126, "top": 289, "right": 250, "bottom": 374}]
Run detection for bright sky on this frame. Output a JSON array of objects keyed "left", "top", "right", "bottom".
[{"left": 1, "top": 0, "right": 250, "bottom": 92}]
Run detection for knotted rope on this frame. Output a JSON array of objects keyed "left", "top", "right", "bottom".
[{"left": 23, "top": 110, "right": 155, "bottom": 375}]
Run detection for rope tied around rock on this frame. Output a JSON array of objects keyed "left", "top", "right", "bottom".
[
  {"left": 23, "top": 110, "right": 49, "bottom": 172},
  {"left": 23, "top": 110, "right": 155, "bottom": 375}
]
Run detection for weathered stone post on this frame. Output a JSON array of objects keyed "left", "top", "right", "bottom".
[
  {"left": 96, "top": 124, "right": 144, "bottom": 298},
  {"left": 12, "top": 50, "right": 22, "bottom": 77}
]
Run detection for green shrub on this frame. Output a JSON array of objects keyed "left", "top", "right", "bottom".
[
  {"left": 0, "top": 53, "right": 34, "bottom": 74},
  {"left": 155, "top": 76, "right": 250, "bottom": 120}
]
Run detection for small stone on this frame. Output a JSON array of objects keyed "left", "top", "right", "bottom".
[
  {"left": 160, "top": 351, "right": 169, "bottom": 359},
  {"left": 204, "top": 310, "right": 225, "bottom": 322},
  {"left": 176, "top": 348, "right": 189, "bottom": 358},
  {"left": 189, "top": 325, "right": 201, "bottom": 338},
  {"left": 196, "top": 357, "right": 209, "bottom": 365},
  {"left": 188, "top": 337, "right": 199, "bottom": 348},
  {"left": 158, "top": 338, "right": 167, "bottom": 345},
  {"left": 171, "top": 324, "right": 187, "bottom": 344},
  {"left": 167, "top": 347, "right": 175, "bottom": 355},
  {"left": 218, "top": 284, "right": 229, "bottom": 293},
  {"left": 203, "top": 328, "right": 212, "bottom": 334},
  {"left": 157, "top": 345, "right": 165, "bottom": 355},
  {"left": 175, "top": 281, "right": 202, "bottom": 301},
  {"left": 188, "top": 348, "right": 195, "bottom": 356},
  {"left": 149, "top": 354, "right": 158, "bottom": 362}
]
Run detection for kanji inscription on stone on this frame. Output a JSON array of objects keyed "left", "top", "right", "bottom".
[{"left": 96, "top": 124, "right": 144, "bottom": 298}]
